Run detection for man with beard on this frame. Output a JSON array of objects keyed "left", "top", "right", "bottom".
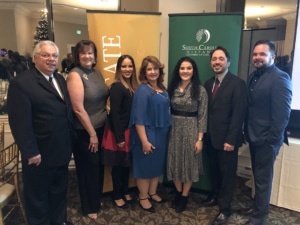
[
  {"left": 241, "top": 40, "right": 292, "bottom": 225},
  {"left": 204, "top": 46, "right": 247, "bottom": 225},
  {"left": 7, "top": 40, "right": 75, "bottom": 225}
]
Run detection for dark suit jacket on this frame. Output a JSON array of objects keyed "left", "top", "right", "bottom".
[
  {"left": 246, "top": 64, "right": 292, "bottom": 147},
  {"left": 204, "top": 72, "right": 247, "bottom": 149},
  {"left": 7, "top": 67, "right": 75, "bottom": 167}
]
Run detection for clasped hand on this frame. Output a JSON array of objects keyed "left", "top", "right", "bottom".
[{"left": 142, "top": 141, "right": 155, "bottom": 155}]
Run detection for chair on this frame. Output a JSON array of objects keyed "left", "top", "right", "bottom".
[{"left": 0, "top": 142, "right": 28, "bottom": 225}]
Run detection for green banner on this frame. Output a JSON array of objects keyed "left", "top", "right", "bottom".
[
  {"left": 168, "top": 13, "right": 243, "bottom": 191},
  {"left": 168, "top": 13, "right": 243, "bottom": 84}
]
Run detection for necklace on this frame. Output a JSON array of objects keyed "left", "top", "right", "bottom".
[{"left": 146, "top": 84, "right": 169, "bottom": 99}]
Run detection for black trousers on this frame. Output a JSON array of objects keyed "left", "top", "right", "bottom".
[
  {"left": 22, "top": 162, "right": 69, "bottom": 225},
  {"left": 73, "top": 126, "right": 105, "bottom": 215},
  {"left": 111, "top": 166, "right": 130, "bottom": 200},
  {"left": 207, "top": 139, "right": 238, "bottom": 215},
  {"left": 249, "top": 142, "right": 280, "bottom": 225}
]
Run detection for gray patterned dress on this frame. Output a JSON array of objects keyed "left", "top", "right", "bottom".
[{"left": 167, "top": 83, "right": 208, "bottom": 182}]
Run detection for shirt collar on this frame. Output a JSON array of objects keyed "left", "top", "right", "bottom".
[
  {"left": 35, "top": 66, "right": 53, "bottom": 81},
  {"left": 215, "top": 72, "right": 227, "bottom": 83},
  {"left": 255, "top": 64, "right": 275, "bottom": 77}
]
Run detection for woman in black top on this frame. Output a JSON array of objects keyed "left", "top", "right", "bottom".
[{"left": 102, "top": 55, "right": 139, "bottom": 208}]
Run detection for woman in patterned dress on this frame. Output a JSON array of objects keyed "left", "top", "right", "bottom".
[{"left": 167, "top": 56, "right": 208, "bottom": 213}]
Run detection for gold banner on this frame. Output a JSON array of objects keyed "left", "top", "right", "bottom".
[{"left": 87, "top": 11, "right": 161, "bottom": 86}]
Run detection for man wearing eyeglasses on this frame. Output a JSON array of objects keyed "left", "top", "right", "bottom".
[{"left": 7, "top": 40, "right": 75, "bottom": 225}]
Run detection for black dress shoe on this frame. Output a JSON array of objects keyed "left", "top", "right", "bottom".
[
  {"left": 239, "top": 207, "right": 253, "bottom": 215},
  {"left": 148, "top": 193, "right": 166, "bottom": 203},
  {"left": 202, "top": 197, "right": 217, "bottom": 207},
  {"left": 242, "top": 220, "right": 254, "bottom": 225},
  {"left": 212, "top": 212, "right": 230, "bottom": 225},
  {"left": 124, "top": 198, "right": 136, "bottom": 204},
  {"left": 138, "top": 197, "right": 155, "bottom": 213}
]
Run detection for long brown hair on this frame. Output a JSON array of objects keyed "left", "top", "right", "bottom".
[{"left": 139, "top": 56, "right": 166, "bottom": 90}]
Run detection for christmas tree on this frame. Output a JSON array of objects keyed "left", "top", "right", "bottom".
[{"left": 33, "top": 13, "right": 49, "bottom": 46}]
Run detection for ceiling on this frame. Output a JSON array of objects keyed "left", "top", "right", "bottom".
[
  {"left": 0, "top": 0, "right": 298, "bottom": 26},
  {"left": 245, "top": 0, "right": 297, "bottom": 27}
]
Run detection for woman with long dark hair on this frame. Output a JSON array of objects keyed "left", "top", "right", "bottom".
[
  {"left": 102, "top": 55, "right": 138, "bottom": 208},
  {"left": 167, "top": 56, "right": 208, "bottom": 213}
]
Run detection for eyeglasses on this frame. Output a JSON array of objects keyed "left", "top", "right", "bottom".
[{"left": 38, "top": 53, "right": 59, "bottom": 59}]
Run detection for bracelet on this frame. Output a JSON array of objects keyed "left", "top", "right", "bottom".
[
  {"left": 90, "top": 132, "right": 97, "bottom": 137},
  {"left": 198, "top": 137, "right": 203, "bottom": 142}
]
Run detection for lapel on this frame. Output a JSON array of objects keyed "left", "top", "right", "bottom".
[
  {"left": 247, "top": 72, "right": 255, "bottom": 89},
  {"left": 53, "top": 73, "right": 67, "bottom": 100},
  {"left": 33, "top": 68, "right": 65, "bottom": 102},
  {"left": 206, "top": 77, "right": 214, "bottom": 100},
  {"left": 248, "top": 65, "right": 274, "bottom": 103}
]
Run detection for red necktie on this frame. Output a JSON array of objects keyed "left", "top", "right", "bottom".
[
  {"left": 49, "top": 76, "right": 55, "bottom": 89},
  {"left": 212, "top": 78, "right": 220, "bottom": 99}
]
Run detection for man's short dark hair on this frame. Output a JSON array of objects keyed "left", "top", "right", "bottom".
[
  {"left": 210, "top": 46, "right": 231, "bottom": 61},
  {"left": 253, "top": 40, "right": 276, "bottom": 55}
]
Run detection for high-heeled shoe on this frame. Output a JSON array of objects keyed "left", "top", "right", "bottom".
[
  {"left": 138, "top": 197, "right": 155, "bottom": 213},
  {"left": 124, "top": 194, "right": 135, "bottom": 204},
  {"left": 148, "top": 193, "right": 165, "bottom": 203},
  {"left": 87, "top": 213, "right": 97, "bottom": 220},
  {"left": 113, "top": 199, "right": 129, "bottom": 209}
]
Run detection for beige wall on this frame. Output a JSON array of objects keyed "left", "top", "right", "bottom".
[
  {"left": 121, "top": 0, "right": 158, "bottom": 12},
  {"left": 0, "top": 9, "right": 17, "bottom": 52},
  {"left": 15, "top": 7, "right": 33, "bottom": 56},
  {"left": 54, "top": 21, "right": 89, "bottom": 71}
]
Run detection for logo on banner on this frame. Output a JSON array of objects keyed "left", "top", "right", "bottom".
[
  {"left": 196, "top": 29, "right": 210, "bottom": 43},
  {"left": 181, "top": 28, "right": 215, "bottom": 57}
]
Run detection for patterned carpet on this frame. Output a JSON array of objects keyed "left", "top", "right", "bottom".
[{"left": 6, "top": 169, "right": 300, "bottom": 225}]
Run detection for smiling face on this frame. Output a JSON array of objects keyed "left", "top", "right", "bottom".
[
  {"left": 252, "top": 43, "right": 275, "bottom": 69},
  {"left": 79, "top": 45, "right": 95, "bottom": 69},
  {"left": 210, "top": 49, "right": 230, "bottom": 75},
  {"left": 34, "top": 44, "right": 59, "bottom": 76},
  {"left": 145, "top": 62, "right": 159, "bottom": 82},
  {"left": 120, "top": 58, "right": 133, "bottom": 80},
  {"left": 179, "top": 61, "right": 193, "bottom": 82}
]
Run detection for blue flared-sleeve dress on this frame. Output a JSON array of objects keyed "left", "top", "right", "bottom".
[{"left": 129, "top": 84, "right": 172, "bottom": 179}]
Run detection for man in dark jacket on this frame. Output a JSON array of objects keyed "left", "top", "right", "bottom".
[
  {"left": 241, "top": 40, "right": 292, "bottom": 225},
  {"left": 204, "top": 46, "right": 247, "bottom": 225},
  {"left": 7, "top": 40, "right": 75, "bottom": 225}
]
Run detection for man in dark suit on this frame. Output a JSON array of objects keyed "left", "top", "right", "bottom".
[
  {"left": 241, "top": 40, "right": 292, "bottom": 225},
  {"left": 204, "top": 46, "right": 247, "bottom": 225},
  {"left": 7, "top": 41, "right": 75, "bottom": 225}
]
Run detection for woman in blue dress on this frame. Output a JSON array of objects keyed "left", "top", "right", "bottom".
[{"left": 129, "top": 56, "right": 172, "bottom": 213}]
